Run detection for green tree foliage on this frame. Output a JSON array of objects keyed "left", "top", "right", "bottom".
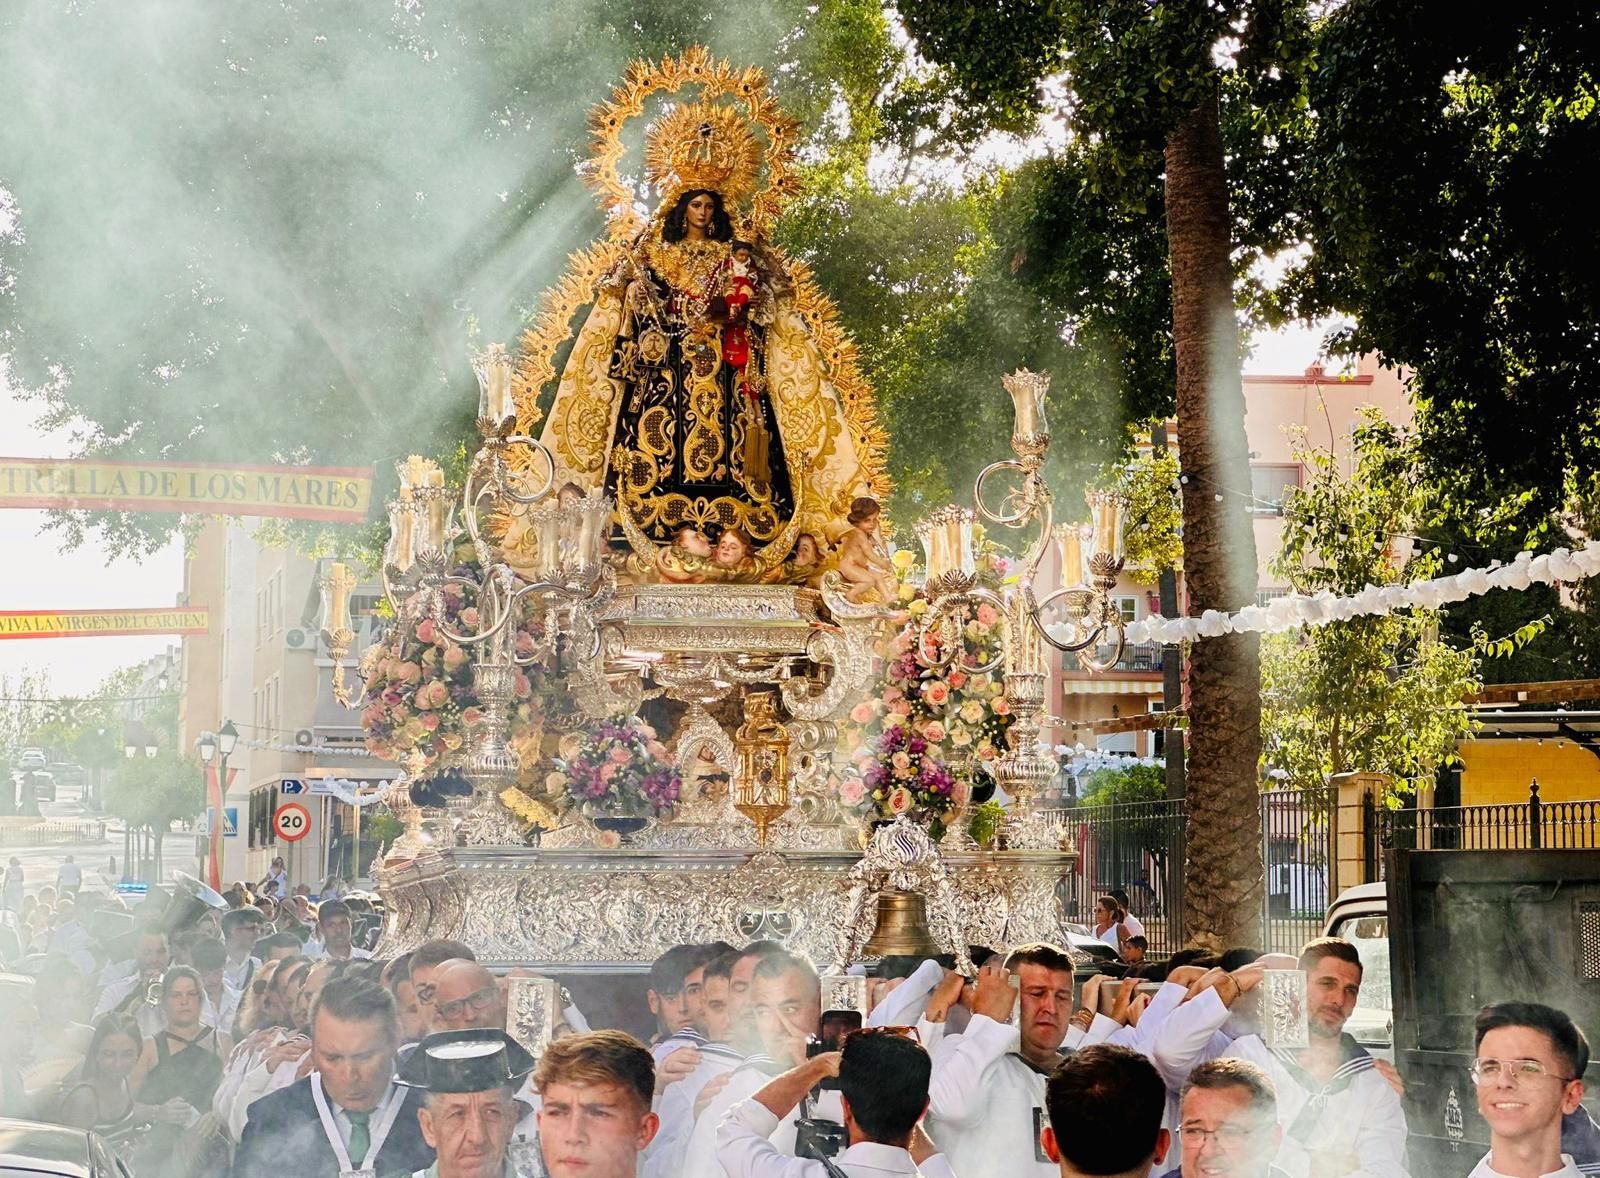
[
  {"left": 1278, "top": 4, "right": 1600, "bottom": 546},
  {"left": 1078, "top": 762, "right": 1174, "bottom": 886},
  {"left": 1261, "top": 411, "right": 1537, "bottom": 796}
]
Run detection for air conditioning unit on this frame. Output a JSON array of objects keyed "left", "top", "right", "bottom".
[
  {"left": 284, "top": 627, "right": 316, "bottom": 651},
  {"left": 293, "top": 729, "right": 315, "bottom": 749}
]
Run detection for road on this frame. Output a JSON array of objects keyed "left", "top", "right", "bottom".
[{"left": 1, "top": 779, "right": 196, "bottom": 899}]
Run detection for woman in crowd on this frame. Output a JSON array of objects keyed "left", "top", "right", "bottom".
[
  {"left": 56, "top": 1013, "right": 190, "bottom": 1151},
  {"left": 1092, "top": 893, "right": 1131, "bottom": 951},
  {"left": 132, "top": 965, "right": 231, "bottom": 1109}
]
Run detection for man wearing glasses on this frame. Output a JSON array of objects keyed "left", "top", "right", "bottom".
[
  {"left": 1161, "top": 1059, "right": 1288, "bottom": 1178},
  {"left": 430, "top": 960, "right": 507, "bottom": 1032},
  {"left": 1471, "top": 1002, "right": 1590, "bottom": 1178}
]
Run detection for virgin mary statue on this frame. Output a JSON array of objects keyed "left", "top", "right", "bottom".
[{"left": 532, "top": 52, "right": 887, "bottom": 562}]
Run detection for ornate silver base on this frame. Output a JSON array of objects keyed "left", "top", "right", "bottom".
[{"left": 375, "top": 841, "right": 1076, "bottom": 967}]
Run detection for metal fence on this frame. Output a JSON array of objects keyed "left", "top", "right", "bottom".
[
  {"left": 1048, "top": 798, "right": 1187, "bottom": 955},
  {"left": 1377, "top": 779, "right": 1600, "bottom": 858},
  {"left": 1046, "top": 777, "right": 1598, "bottom": 961}
]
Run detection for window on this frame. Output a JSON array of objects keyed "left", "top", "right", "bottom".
[
  {"left": 1112, "top": 596, "right": 1139, "bottom": 624},
  {"left": 1250, "top": 465, "right": 1302, "bottom": 515},
  {"left": 1256, "top": 587, "right": 1289, "bottom": 608}
]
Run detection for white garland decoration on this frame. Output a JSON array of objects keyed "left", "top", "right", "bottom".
[{"left": 1047, "top": 542, "right": 1600, "bottom": 647}]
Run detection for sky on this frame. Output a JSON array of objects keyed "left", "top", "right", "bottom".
[{"left": 0, "top": 318, "right": 1339, "bottom": 698}]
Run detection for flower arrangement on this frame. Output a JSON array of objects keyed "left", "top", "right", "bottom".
[
  {"left": 841, "top": 547, "right": 1018, "bottom": 836},
  {"left": 361, "top": 546, "right": 542, "bottom": 776},
  {"left": 546, "top": 718, "right": 682, "bottom": 820}
]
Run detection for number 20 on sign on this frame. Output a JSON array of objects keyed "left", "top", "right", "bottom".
[{"left": 273, "top": 802, "right": 311, "bottom": 842}]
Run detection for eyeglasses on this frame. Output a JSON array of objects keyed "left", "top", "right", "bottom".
[
  {"left": 414, "top": 982, "right": 438, "bottom": 1005},
  {"left": 1179, "top": 1123, "right": 1262, "bottom": 1148},
  {"left": 1470, "top": 1058, "right": 1576, "bottom": 1086},
  {"left": 436, "top": 985, "right": 498, "bottom": 1022}
]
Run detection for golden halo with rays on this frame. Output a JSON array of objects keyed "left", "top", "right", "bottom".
[
  {"left": 644, "top": 101, "right": 763, "bottom": 212},
  {"left": 582, "top": 45, "right": 802, "bottom": 241}
]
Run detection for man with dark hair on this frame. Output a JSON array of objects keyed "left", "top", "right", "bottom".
[
  {"left": 231, "top": 977, "right": 434, "bottom": 1178},
  {"left": 1110, "top": 889, "right": 1146, "bottom": 941},
  {"left": 399, "top": 1028, "right": 533, "bottom": 1178},
  {"left": 926, "top": 944, "right": 1078, "bottom": 1178},
  {"left": 682, "top": 948, "right": 836, "bottom": 1178},
  {"left": 537, "top": 1030, "right": 660, "bottom": 1178},
  {"left": 252, "top": 929, "right": 304, "bottom": 965},
  {"left": 1158, "top": 1058, "right": 1286, "bottom": 1178},
  {"left": 222, "top": 905, "right": 268, "bottom": 992},
  {"left": 1471, "top": 1002, "right": 1591, "bottom": 1178},
  {"left": 718, "top": 1028, "right": 955, "bottom": 1178},
  {"left": 647, "top": 949, "right": 748, "bottom": 1178},
  {"left": 1122, "top": 936, "right": 1150, "bottom": 967},
  {"left": 1043, "top": 1044, "right": 1170, "bottom": 1177},
  {"left": 1152, "top": 937, "right": 1404, "bottom": 1178},
  {"left": 648, "top": 943, "right": 707, "bottom": 1047},
  {"left": 308, "top": 898, "right": 372, "bottom": 961}
]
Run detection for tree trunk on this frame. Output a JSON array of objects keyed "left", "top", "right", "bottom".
[{"left": 1164, "top": 88, "right": 1264, "bottom": 952}]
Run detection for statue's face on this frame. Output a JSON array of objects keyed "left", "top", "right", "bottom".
[
  {"left": 715, "top": 533, "right": 748, "bottom": 565},
  {"left": 795, "top": 536, "right": 819, "bottom": 565},
  {"left": 680, "top": 529, "right": 711, "bottom": 557},
  {"left": 685, "top": 192, "right": 716, "bottom": 232}
]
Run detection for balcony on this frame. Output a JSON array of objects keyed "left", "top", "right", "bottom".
[{"left": 1063, "top": 641, "right": 1164, "bottom": 675}]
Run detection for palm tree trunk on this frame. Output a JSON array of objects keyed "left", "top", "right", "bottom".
[{"left": 1164, "top": 87, "right": 1264, "bottom": 952}]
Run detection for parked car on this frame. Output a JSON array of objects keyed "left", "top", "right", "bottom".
[
  {"left": 0, "top": 1117, "right": 133, "bottom": 1178},
  {"left": 15, "top": 749, "right": 46, "bottom": 771},
  {"left": 25, "top": 770, "right": 55, "bottom": 804},
  {"left": 1322, "top": 881, "right": 1392, "bottom": 1061}
]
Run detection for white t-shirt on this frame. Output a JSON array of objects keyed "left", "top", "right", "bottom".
[
  {"left": 924, "top": 1013, "right": 1058, "bottom": 1178},
  {"left": 718, "top": 1097, "right": 958, "bottom": 1178},
  {"left": 1469, "top": 1153, "right": 1583, "bottom": 1178}
]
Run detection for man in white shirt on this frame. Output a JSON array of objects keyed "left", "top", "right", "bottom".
[
  {"left": 718, "top": 1027, "right": 957, "bottom": 1178},
  {"left": 683, "top": 948, "right": 836, "bottom": 1178},
  {"left": 1148, "top": 939, "right": 1403, "bottom": 1178},
  {"left": 221, "top": 907, "right": 268, "bottom": 992},
  {"left": 925, "top": 942, "right": 1077, "bottom": 1178},
  {"left": 94, "top": 928, "right": 172, "bottom": 1017},
  {"left": 55, "top": 854, "right": 83, "bottom": 898},
  {"left": 647, "top": 946, "right": 762, "bottom": 1178},
  {"left": 1040, "top": 1044, "right": 1170, "bottom": 1178},
  {"left": 304, "top": 899, "right": 373, "bottom": 961},
  {"left": 1470, "top": 1002, "right": 1590, "bottom": 1178}
]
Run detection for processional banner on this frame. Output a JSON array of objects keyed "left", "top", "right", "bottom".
[
  {"left": 0, "top": 457, "right": 373, "bottom": 522},
  {"left": 0, "top": 607, "right": 209, "bottom": 640}
]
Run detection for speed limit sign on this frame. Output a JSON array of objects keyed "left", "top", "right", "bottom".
[{"left": 273, "top": 802, "right": 311, "bottom": 842}]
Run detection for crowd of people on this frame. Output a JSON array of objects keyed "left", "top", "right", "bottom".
[{"left": 0, "top": 864, "right": 1596, "bottom": 1178}]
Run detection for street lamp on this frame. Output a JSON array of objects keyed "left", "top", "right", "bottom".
[{"left": 121, "top": 727, "right": 158, "bottom": 884}]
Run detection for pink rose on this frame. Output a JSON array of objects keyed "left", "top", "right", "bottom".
[
  {"left": 891, "top": 700, "right": 913, "bottom": 717},
  {"left": 419, "top": 712, "right": 440, "bottom": 731},
  {"left": 461, "top": 607, "right": 480, "bottom": 628},
  {"left": 513, "top": 672, "right": 531, "bottom": 699},
  {"left": 596, "top": 830, "right": 622, "bottom": 849},
  {"left": 893, "top": 763, "right": 915, "bottom": 780},
  {"left": 883, "top": 686, "right": 903, "bottom": 703},
  {"left": 922, "top": 681, "right": 950, "bottom": 706},
  {"left": 890, "top": 750, "right": 912, "bottom": 770},
  {"left": 887, "top": 787, "right": 914, "bottom": 815},
  {"left": 838, "top": 778, "right": 867, "bottom": 806},
  {"left": 461, "top": 707, "right": 485, "bottom": 728},
  {"left": 946, "top": 671, "right": 968, "bottom": 691},
  {"left": 609, "top": 746, "right": 633, "bottom": 765},
  {"left": 991, "top": 697, "right": 1011, "bottom": 716},
  {"left": 397, "top": 661, "right": 423, "bottom": 685},
  {"left": 976, "top": 603, "right": 999, "bottom": 627},
  {"left": 414, "top": 680, "right": 447, "bottom": 710},
  {"left": 849, "top": 701, "right": 877, "bottom": 725},
  {"left": 923, "top": 721, "right": 946, "bottom": 742},
  {"left": 977, "top": 743, "right": 997, "bottom": 761},
  {"left": 443, "top": 644, "right": 468, "bottom": 671},
  {"left": 598, "top": 762, "right": 618, "bottom": 783}
]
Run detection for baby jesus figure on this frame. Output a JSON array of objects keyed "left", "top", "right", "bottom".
[{"left": 721, "top": 240, "right": 759, "bottom": 380}]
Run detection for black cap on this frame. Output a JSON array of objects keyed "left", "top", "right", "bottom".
[{"left": 397, "top": 1029, "right": 535, "bottom": 1093}]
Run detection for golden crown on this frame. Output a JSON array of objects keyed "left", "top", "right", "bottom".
[{"left": 644, "top": 101, "right": 762, "bottom": 208}]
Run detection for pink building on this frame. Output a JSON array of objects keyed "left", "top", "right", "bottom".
[{"left": 1053, "top": 354, "right": 1412, "bottom": 756}]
